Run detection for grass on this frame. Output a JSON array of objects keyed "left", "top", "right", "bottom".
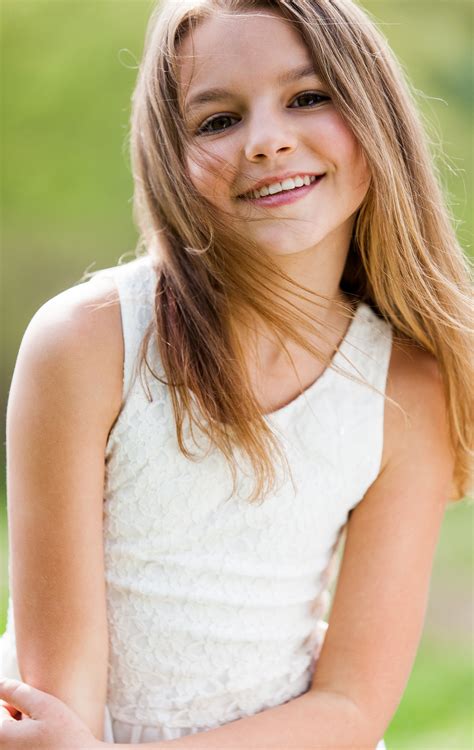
[{"left": 386, "top": 637, "right": 473, "bottom": 748}]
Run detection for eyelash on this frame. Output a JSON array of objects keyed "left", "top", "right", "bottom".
[{"left": 195, "top": 91, "right": 330, "bottom": 136}]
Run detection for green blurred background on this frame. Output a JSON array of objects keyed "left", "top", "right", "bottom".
[{"left": 1, "top": 0, "right": 472, "bottom": 747}]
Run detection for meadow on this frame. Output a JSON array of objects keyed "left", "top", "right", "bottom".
[{"left": 1, "top": 1, "right": 473, "bottom": 747}]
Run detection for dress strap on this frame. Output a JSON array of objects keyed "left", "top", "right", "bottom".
[
  {"left": 89, "top": 255, "right": 157, "bottom": 400},
  {"left": 334, "top": 302, "right": 393, "bottom": 395}
]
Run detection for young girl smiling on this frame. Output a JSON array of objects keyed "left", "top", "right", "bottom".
[{"left": 0, "top": 0, "right": 472, "bottom": 748}]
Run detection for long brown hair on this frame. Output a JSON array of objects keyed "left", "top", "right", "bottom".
[{"left": 123, "top": 0, "right": 472, "bottom": 503}]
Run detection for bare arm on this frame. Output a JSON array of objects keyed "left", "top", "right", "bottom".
[
  {"left": 308, "top": 343, "right": 454, "bottom": 735},
  {"left": 6, "top": 275, "right": 123, "bottom": 739},
  {"left": 111, "top": 341, "right": 455, "bottom": 749}
]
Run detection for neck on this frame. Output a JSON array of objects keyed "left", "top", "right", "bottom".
[{"left": 233, "top": 226, "right": 356, "bottom": 367}]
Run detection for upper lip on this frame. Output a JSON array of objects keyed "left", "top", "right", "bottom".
[{"left": 237, "top": 171, "right": 325, "bottom": 198}]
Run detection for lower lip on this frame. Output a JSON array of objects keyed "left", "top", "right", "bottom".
[{"left": 239, "top": 175, "right": 325, "bottom": 207}]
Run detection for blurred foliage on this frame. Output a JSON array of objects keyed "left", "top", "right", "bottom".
[
  {"left": 1, "top": 1, "right": 473, "bottom": 747},
  {"left": 1, "top": 0, "right": 472, "bottom": 410}
]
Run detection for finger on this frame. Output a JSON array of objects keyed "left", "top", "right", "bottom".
[
  {"left": 0, "top": 706, "right": 15, "bottom": 721},
  {"left": 0, "top": 678, "right": 53, "bottom": 720},
  {"left": 0, "top": 701, "right": 21, "bottom": 720},
  {"left": 0, "top": 714, "right": 33, "bottom": 749}
]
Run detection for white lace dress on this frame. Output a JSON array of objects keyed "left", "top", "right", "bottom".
[{"left": 0, "top": 255, "right": 391, "bottom": 748}]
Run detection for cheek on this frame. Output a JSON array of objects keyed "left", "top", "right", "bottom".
[
  {"left": 313, "top": 112, "right": 369, "bottom": 180},
  {"left": 186, "top": 141, "right": 237, "bottom": 204}
]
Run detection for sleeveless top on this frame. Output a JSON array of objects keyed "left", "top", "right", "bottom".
[{"left": 0, "top": 255, "right": 392, "bottom": 746}]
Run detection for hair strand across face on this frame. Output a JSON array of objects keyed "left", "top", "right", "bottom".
[{"left": 111, "top": 0, "right": 474, "bottom": 504}]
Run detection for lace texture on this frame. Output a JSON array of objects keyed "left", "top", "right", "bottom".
[{"left": 0, "top": 256, "right": 392, "bottom": 744}]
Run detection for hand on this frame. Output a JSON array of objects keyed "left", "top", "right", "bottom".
[
  {"left": 0, "top": 699, "right": 22, "bottom": 720},
  {"left": 0, "top": 678, "right": 104, "bottom": 749}
]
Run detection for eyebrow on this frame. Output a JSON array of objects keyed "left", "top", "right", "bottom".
[{"left": 185, "top": 63, "right": 321, "bottom": 112}]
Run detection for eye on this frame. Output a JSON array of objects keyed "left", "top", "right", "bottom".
[
  {"left": 289, "top": 91, "right": 330, "bottom": 108},
  {"left": 196, "top": 114, "right": 240, "bottom": 135}
]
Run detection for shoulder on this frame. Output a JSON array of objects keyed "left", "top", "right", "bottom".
[
  {"left": 22, "top": 272, "right": 123, "bottom": 370},
  {"left": 385, "top": 335, "right": 445, "bottom": 428},
  {"left": 380, "top": 335, "right": 453, "bottom": 489},
  {"left": 11, "top": 273, "right": 124, "bottom": 432}
]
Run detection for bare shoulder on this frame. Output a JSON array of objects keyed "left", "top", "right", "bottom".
[
  {"left": 14, "top": 272, "right": 124, "bottom": 432},
  {"left": 380, "top": 335, "right": 451, "bottom": 476}
]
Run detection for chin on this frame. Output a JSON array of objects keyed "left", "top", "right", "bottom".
[{"left": 253, "top": 230, "right": 328, "bottom": 258}]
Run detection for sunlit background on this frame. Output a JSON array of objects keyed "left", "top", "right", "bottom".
[{"left": 1, "top": 1, "right": 473, "bottom": 747}]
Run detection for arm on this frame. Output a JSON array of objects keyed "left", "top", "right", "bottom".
[
  {"left": 0, "top": 340, "right": 454, "bottom": 749},
  {"left": 114, "top": 341, "right": 454, "bottom": 749},
  {"left": 6, "top": 275, "right": 123, "bottom": 739}
]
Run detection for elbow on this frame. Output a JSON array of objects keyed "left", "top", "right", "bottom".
[
  {"left": 307, "top": 688, "right": 387, "bottom": 748},
  {"left": 18, "top": 656, "right": 107, "bottom": 740},
  {"left": 342, "top": 694, "right": 391, "bottom": 749}
]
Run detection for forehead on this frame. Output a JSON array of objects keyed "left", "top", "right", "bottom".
[{"left": 178, "top": 10, "right": 313, "bottom": 98}]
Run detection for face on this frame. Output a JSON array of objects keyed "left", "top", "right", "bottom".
[{"left": 178, "top": 10, "right": 370, "bottom": 257}]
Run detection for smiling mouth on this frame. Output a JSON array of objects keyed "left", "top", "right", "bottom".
[
  {"left": 238, "top": 174, "right": 322, "bottom": 200},
  {"left": 238, "top": 174, "right": 325, "bottom": 206}
]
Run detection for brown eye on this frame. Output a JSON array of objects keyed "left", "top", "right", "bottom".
[
  {"left": 290, "top": 92, "right": 330, "bottom": 108},
  {"left": 197, "top": 114, "right": 239, "bottom": 135}
]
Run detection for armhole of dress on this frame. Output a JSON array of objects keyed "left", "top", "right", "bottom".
[
  {"left": 344, "top": 311, "right": 394, "bottom": 514},
  {"left": 88, "top": 258, "right": 155, "bottom": 405},
  {"left": 112, "top": 267, "right": 138, "bottom": 403},
  {"left": 372, "top": 317, "right": 393, "bottom": 482}
]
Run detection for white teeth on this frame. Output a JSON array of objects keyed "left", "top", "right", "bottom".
[
  {"left": 281, "top": 178, "right": 296, "bottom": 190},
  {"left": 247, "top": 174, "right": 320, "bottom": 199},
  {"left": 268, "top": 183, "right": 283, "bottom": 195}
]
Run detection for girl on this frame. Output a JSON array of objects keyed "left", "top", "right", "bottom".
[{"left": 0, "top": 0, "right": 472, "bottom": 747}]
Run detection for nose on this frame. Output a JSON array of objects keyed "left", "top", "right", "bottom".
[{"left": 243, "top": 110, "right": 297, "bottom": 162}]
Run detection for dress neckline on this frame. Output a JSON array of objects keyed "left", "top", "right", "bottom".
[
  {"left": 135, "top": 255, "right": 366, "bottom": 422},
  {"left": 262, "top": 300, "right": 365, "bottom": 419}
]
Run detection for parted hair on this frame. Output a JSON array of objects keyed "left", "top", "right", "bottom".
[{"left": 122, "top": 0, "right": 472, "bottom": 503}]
